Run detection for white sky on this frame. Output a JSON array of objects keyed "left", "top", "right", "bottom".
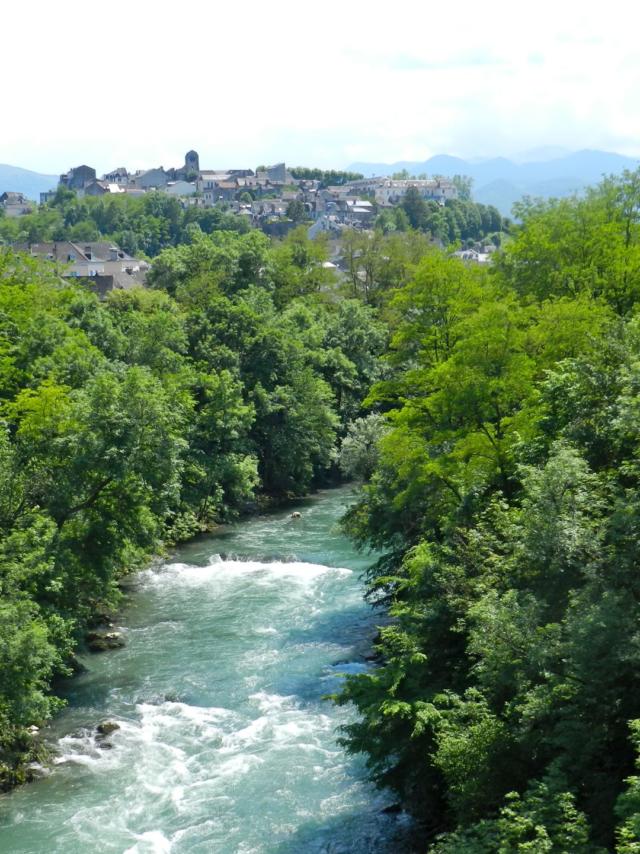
[{"left": 3, "top": 0, "right": 640, "bottom": 173}]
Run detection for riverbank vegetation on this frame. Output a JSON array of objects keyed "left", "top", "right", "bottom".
[
  {"left": 4, "top": 167, "right": 640, "bottom": 852},
  {"left": 0, "top": 228, "right": 385, "bottom": 787},
  {"left": 338, "top": 169, "right": 640, "bottom": 850}
]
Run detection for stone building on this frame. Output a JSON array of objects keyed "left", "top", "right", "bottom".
[
  {"left": 0, "top": 191, "right": 33, "bottom": 216},
  {"left": 59, "top": 165, "right": 97, "bottom": 191},
  {"left": 128, "top": 168, "right": 169, "bottom": 190},
  {"left": 103, "top": 167, "right": 129, "bottom": 186},
  {"left": 13, "top": 241, "right": 149, "bottom": 295},
  {"left": 182, "top": 150, "right": 200, "bottom": 178}
]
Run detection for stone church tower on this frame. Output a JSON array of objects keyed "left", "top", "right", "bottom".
[{"left": 184, "top": 150, "right": 200, "bottom": 177}]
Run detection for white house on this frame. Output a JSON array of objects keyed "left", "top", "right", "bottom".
[{"left": 162, "top": 181, "right": 197, "bottom": 197}]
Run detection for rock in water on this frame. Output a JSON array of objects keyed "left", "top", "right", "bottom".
[
  {"left": 86, "top": 631, "right": 125, "bottom": 652},
  {"left": 96, "top": 721, "right": 120, "bottom": 736},
  {"left": 381, "top": 803, "right": 403, "bottom": 815}
]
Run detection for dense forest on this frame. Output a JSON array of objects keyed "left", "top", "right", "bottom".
[
  {"left": 376, "top": 186, "right": 507, "bottom": 247},
  {"left": 338, "top": 170, "right": 640, "bottom": 850},
  {"left": 3, "top": 167, "right": 640, "bottom": 852}
]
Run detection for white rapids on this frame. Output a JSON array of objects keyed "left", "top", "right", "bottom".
[{"left": 0, "top": 488, "right": 410, "bottom": 853}]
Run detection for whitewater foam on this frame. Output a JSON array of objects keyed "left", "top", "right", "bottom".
[
  {"left": 0, "top": 488, "right": 407, "bottom": 854},
  {"left": 144, "top": 558, "right": 352, "bottom": 591},
  {"left": 123, "top": 830, "right": 172, "bottom": 854}
]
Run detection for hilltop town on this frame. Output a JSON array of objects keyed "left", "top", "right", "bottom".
[
  {"left": 1, "top": 150, "right": 508, "bottom": 294},
  {"left": 28, "top": 150, "right": 459, "bottom": 233}
]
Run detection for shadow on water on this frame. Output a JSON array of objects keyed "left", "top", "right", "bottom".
[
  {"left": 52, "top": 654, "right": 134, "bottom": 709},
  {"left": 285, "top": 602, "right": 377, "bottom": 649},
  {"left": 271, "top": 808, "right": 416, "bottom": 854}
]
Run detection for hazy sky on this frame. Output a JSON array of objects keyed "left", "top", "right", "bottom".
[{"left": 4, "top": 0, "right": 640, "bottom": 173}]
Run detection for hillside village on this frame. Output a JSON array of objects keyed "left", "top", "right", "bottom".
[
  {"left": 30, "top": 149, "right": 459, "bottom": 232},
  {"left": 1, "top": 151, "right": 507, "bottom": 295}
]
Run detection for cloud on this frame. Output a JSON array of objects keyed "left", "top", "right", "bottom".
[
  {"left": 350, "top": 49, "right": 505, "bottom": 72},
  {"left": 2, "top": 0, "right": 640, "bottom": 171}
]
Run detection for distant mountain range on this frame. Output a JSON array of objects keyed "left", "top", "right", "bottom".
[
  {"left": 0, "top": 164, "right": 58, "bottom": 201},
  {"left": 347, "top": 150, "right": 640, "bottom": 216}
]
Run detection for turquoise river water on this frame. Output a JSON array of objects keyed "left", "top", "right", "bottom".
[{"left": 0, "top": 487, "right": 410, "bottom": 853}]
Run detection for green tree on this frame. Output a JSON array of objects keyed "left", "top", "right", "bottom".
[
  {"left": 401, "top": 186, "right": 428, "bottom": 230},
  {"left": 286, "top": 199, "right": 307, "bottom": 223},
  {"left": 337, "top": 413, "right": 388, "bottom": 480}
]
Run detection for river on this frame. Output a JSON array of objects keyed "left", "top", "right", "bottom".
[{"left": 0, "top": 487, "right": 409, "bottom": 853}]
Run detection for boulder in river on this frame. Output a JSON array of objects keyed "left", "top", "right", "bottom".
[
  {"left": 66, "top": 654, "right": 88, "bottom": 675},
  {"left": 25, "top": 762, "right": 49, "bottom": 778},
  {"left": 381, "top": 803, "right": 403, "bottom": 815},
  {"left": 96, "top": 721, "right": 120, "bottom": 737},
  {"left": 86, "top": 631, "right": 125, "bottom": 652}
]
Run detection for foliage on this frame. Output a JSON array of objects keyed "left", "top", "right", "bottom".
[
  {"left": 616, "top": 721, "right": 640, "bottom": 852},
  {"left": 289, "top": 167, "right": 364, "bottom": 187},
  {"left": 452, "top": 175, "right": 474, "bottom": 202},
  {"left": 432, "top": 771, "right": 600, "bottom": 853},
  {"left": 340, "top": 228, "right": 434, "bottom": 305},
  {"left": 496, "top": 170, "right": 640, "bottom": 313},
  {"left": 336, "top": 413, "right": 389, "bottom": 480},
  {"left": 286, "top": 199, "right": 307, "bottom": 223},
  {"left": 338, "top": 169, "right": 640, "bottom": 850},
  {"left": 0, "top": 191, "right": 250, "bottom": 256},
  {"left": 0, "top": 228, "right": 387, "bottom": 781},
  {"left": 7, "top": 166, "right": 640, "bottom": 846},
  {"left": 399, "top": 187, "right": 505, "bottom": 245}
]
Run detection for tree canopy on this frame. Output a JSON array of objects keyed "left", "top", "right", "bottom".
[
  {"left": 338, "top": 168, "right": 640, "bottom": 851},
  {"left": 0, "top": 191, "right": 250, "bottom": 257}
]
